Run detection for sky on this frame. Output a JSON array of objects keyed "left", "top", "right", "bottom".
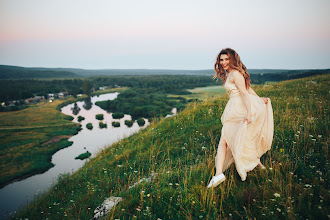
[{"left": 0, "top": 0, "right": 329, "bottom": 70}]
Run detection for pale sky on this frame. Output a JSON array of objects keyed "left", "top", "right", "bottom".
[{"left": 0, "top": 0, "right": 329, "bottom": 70}]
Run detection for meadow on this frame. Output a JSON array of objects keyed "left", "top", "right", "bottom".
[
  {"left": 175, "top": 85, "right": 226, "bottom": 101},
  {"left": 0, "top": 99, "right": 81, "bottom": 187},
  {"left": 14, "top": 74, "right": 329, "bottom": 219}
]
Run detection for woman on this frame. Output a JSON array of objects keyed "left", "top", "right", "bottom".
[{"left": 207, "top": 48, "right": 274, "bottom": 188}]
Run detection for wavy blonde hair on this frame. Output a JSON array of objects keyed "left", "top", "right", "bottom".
[{"left": 213, "top": 48, "right": 251, "bottom": 89}]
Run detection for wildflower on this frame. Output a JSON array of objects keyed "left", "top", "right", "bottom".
[
  {"left": 201, "top": 147, "right": 206, "bottom": 150},
  {"left": 318, "top": 206, "right": 322, "bottom": 209},
  {"left": 134, "top": 170, "right": 138, "bottom": 173},
  {"left": 304, "top": 184, "right": 312, "bottom": 188},
  {"left": 277, "top": 208, "right": 281, "bottom": 212},
  {"left": 175, "top": 183, "right": 179, "bottom": 186},
  {"left": 181, "top": 147, "right": 186, "bottom": 150},
  {"left": 318, "top": 135, "right": 322, "bottom": 138},
  {"left": 147, "top": 194, "right": 150, "bottom": 197},
  {"left": 312, "top": 139, "right": 316, "bottom": 141},
  {"left": 169, "top": 183, "right": 173, "bottom": 186},
  {"left": 136, "top": 208, "right": 141, "bottom": 212},
  {"left": 122, "top": 209, "right": 125, "bottom": 211},
  {"left": 269, "top": 168, "right": 273, "bottom": 170},
  {"left": 117, "top": 165, "right": 122, "bottom": 167},
  {"left": 274, "top": 193, "right": 281, "bottom": 197},
  {"left": 166, "top": 171, "right": 170, "bottom": 173}
]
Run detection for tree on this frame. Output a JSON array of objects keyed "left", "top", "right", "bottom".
[{"left": 82, "top": 80, "right": 92, "bottom": 96}]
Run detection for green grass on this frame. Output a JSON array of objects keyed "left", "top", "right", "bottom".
[
  {"left": 0, "top": 99, "right": 80, "bottom": 188},
  {"left": 169, "top": 85, "right": 226, "bottom": 101},
  {"left": 14, "top": 74, "right": 329, "bottom": 219}
]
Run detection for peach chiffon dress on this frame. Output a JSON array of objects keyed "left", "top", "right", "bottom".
[{"left": 216, "top": 79, "right": 274, "bottom": 181}]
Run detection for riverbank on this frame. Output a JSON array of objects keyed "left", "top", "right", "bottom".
[
  {"left": 14, "top": 74, "right": 329, "bottom": 219},
  {"left": 0, "top": 88, "right": 126, "bottom": 188},
  {"left": 0, "top": 99, "right": 80, "bottom": 188}
]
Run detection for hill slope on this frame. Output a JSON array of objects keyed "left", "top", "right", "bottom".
[
  {"left": 0, "top": 65, "right": 77, "bottom": 79},
  {"left": 15, "top": 74, "right": 329, "bottom": 219}
]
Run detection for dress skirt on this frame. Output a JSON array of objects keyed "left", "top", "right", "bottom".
[{"left": 216, "top": 93, "right": 274, "bottom": 181}]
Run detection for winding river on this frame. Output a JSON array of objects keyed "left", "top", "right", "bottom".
[{"left": 0, "top": 92, "right": 149, "bottom": 218}]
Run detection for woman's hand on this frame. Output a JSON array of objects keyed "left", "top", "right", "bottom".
[
  {"left": 260, "top": 97, "right": 268, "bottom": 104},
  {"left": 243, "top": 114, "right": 252, "bottom": 125}
]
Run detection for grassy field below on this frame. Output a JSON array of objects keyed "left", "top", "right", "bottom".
[
  {"left": 13, "top": 74, "right": 330, "bottom": 219},
  {"left": 0, "top": 99, "right": 82, "bottom": 188},
  {"left": 169, "top": 85, "right": 226, "bottom": 101}
]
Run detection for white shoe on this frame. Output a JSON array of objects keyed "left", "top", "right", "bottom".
[{"left": 207, "top": 173, "right": 226, "bottom": 188}]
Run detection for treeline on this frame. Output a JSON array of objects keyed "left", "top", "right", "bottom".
[
  {"left": 92, "top": 75, "right": 216, "bottom": 94},
  {"left": 0, "top": 65, "right": 77, "bottom": 79},
  {"left": 250, "top": 69, "right": 330, "bottom": 84},
  {"left": 96, "top": 89, "right": 188, "bottom": 120},
  {"left": 0, "top": 75, "right": 216, "bottom": 102},
  {"left": 0, "top": 79, "right": 85, "bottom": 102}
]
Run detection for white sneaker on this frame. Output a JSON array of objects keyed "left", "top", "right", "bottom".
[{"left": 207, "top": 173, "right": 226, "bottom": 188}]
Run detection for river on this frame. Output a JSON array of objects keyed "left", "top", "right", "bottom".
[{"left": 0, "top": 92, "right": 150, "bottom": 218}]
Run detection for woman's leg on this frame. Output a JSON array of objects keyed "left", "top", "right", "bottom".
[{"left": 215, "top": 137, "right": 227, "bottom": 176}]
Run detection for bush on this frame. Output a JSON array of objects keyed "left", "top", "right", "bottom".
[
  {"left": 124, "top": 120, "right": 134, "bottom": 127},
  {"left": 99, "top": 122, "right": 107, "bottom": 128},
  {"left": 95, "top": 114, "right": 104, "bottom": 120},
  {"left": 112, "top": 121, "right": 120, "bottom": 127},
  {"left": 77, "top": 116, "right": 85, "bottom": 122},
  {"left": 136, "top": 118, "right": 145, "bottom": 126},
  {"left": 112, "top": 112, "right": 124, "bottom": 119},
  {"left": 86, "top": 123, "right": 93, "bottom": 130},
  {"left": 75, "top": 151, "right": 91, "bottom": 160}
]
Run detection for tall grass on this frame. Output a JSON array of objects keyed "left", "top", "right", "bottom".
[{"left": 14, "top": 74, "right": 329, "bottom": 219}]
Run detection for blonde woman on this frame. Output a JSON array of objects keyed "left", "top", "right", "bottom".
[{"left": 207, "top": 48, "right": 274, "bottom": 188}]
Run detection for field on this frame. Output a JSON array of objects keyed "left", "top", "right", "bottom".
[
  {"left": 0, "top": 99, "right": 81, "bottom": 188},
  {"left": 14, "top": 74, "right": 329, "bottom": 219},
  {"left": 168, "top": 85, "right": 226, "bottom": 101}
]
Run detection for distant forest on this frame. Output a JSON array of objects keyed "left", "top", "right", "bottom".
[
  {"left": 0, "top": 66, "right": 328, "bottom": 103},
  {"left": 0, "top": 75, "right": 217, "bottom": 102}
]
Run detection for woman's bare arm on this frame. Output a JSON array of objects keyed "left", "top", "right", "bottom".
[{"left": 231, "top": 71, "right": 252, "bottom": 124}]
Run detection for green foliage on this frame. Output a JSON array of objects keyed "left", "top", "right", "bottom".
[
  {"left": 82, "top": 80, "right": 92, "bottom": 96},
  {"left": 112, "top": 121, "right": 120, "bottom": 127},
  {"left": 136, "top": 117, "right": 145, "bottom": 126},
  {"left": 95, "top": 114, "right": 104, "bottom": 120},
  {"left": 112, "top": 112, "right": 124, "bottom": 119},
  {"left": 75, "top": 151, "right": 91, "bottom": 160},
  {"left": 86, "top": 123, "right": 93, "bottom": 130},
  {"left": 13, "top": 74, "right": 330, "bottom": 220},
  {"left": 124, "top": 120, "right": 134, "bottom": 127},
  {"left": 99, "top": 122, "right": 107, "bottom": 129},
  {"left": 77, "top": 116, "right": 85, "bottom": 122},
  {"left": 96, "top": 89, "right": 176, "bottom": 120}
]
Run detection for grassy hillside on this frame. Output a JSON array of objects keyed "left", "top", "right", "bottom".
[{"left": 14, "top": 74, "right": 329, "bottom": 219}]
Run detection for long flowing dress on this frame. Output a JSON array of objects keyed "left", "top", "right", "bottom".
[{"left": 215, "top": 79, "right": 274, "bottom": 181}]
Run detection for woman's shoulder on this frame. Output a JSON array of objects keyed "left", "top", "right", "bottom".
[{"left": 231, "top": 70, "right": 244, "bottom": 80}]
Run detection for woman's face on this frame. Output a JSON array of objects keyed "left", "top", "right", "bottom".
[{"left": 220, "top": 54, "right": 231, "bottom": 71}]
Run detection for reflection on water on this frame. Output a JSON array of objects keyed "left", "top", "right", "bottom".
[{"left": 0, "top": 92, "right": 149, "bottom": 219}]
